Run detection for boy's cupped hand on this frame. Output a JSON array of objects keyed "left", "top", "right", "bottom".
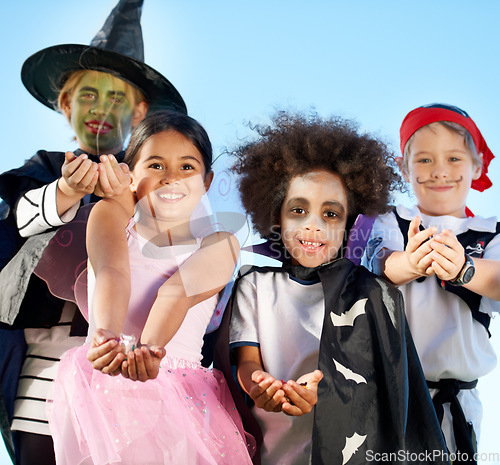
[
  {"left": 249, "top": 370, "right": 286, "bottom": 412},
  {"left": 61, "top": 151, "right": 99, "bottom": 196},
  {"left": 428, "top": 229, "right": 466, "bottom": 282},
  {"left": 282, "top": 370, "right": 324, "bottom": 416},
  {"left": 406, "top": 216, "right": 438, "bottom": 278},
  {"left": 94, "top": 154, "right": 131, "bottom": 198},
  {"left": 407, "top": 216, "right": 466, "bottom": 282}
]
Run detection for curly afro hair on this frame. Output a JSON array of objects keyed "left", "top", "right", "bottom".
[{"left": 232, "top": 111, "right": 403, "bottom": 238}]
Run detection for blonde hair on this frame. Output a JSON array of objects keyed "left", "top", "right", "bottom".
[
  {"left": 401, "top": 121, "right": 482, "bottom": 174},
  {"left": 56, "top": 69, "right": 146, "bottom": 120}
]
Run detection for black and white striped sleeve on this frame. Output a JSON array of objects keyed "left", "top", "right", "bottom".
[{"left": 15, "top": 179, "right": 80, "bottom": 237}]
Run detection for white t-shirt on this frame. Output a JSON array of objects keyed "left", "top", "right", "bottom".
[
  {"left": 362, "top": 204, "right": 500, "bottom": 449},
  {"left": 230, "top": 269, "right": 324, "bottom": 465}
]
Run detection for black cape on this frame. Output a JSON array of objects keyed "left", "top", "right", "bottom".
[
  {"left": 0, "top": 149, "right": 122, "bottom": 461},
  {"left": 214, "top": 259, "right": 450, "bottom": 465}
]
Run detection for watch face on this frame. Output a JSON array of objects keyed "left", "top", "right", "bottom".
[{"left": 462, "top": 266, "right": 475, "bottom": 284}]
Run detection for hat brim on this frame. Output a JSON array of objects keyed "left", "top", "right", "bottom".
[{"left": 21, "top": 44, "right": 187, "bottom": 114}]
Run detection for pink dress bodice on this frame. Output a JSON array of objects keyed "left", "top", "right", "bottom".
[{"left": 87, "top": 219, "right": 218, "bottom": 364}]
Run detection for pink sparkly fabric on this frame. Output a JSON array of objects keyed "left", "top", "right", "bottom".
[{"left": 48, "top": 346, "right": 254, "bottom": 464}]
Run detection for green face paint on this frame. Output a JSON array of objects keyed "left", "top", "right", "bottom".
[{"left": 68, "top": 70, "right": 136, "bottom": 155}]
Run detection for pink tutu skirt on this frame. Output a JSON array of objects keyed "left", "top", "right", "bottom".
[{"left": 47, "top": 345, "right": 254, "bottom": 465}]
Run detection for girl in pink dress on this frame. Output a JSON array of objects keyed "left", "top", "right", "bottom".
[{"left": 47, "top": 111, "right": 254, "bottom": 465}]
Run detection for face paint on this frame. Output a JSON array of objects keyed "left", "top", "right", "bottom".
[
  {"left": 280, "top": 170, "right": 348, "bottom": 268},
  {"left": 406, "top": 124, "right": 481, "bottom": 218},
  {"left": 67, "top": 70, "right": 136, "bottom": 155}
]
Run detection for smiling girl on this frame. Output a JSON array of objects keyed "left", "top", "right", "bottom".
[
  {"left": 47, "top": 111, "right": 253, "bottom": 465},
  {"left": 223, "top": 111, "right": 449, "bottom": 464}
]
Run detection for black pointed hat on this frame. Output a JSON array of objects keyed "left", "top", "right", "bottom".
[{"left": 21, "top": 0, "right": 186, "bottom": 114}]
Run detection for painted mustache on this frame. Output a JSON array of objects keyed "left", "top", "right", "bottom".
[{"left": 416, "top": 176, "right": 463, "bottom": 184}]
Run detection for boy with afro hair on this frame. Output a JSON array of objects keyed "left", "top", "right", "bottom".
[{"left": 214, "top": 111, "right": 450, "bottom": 465}]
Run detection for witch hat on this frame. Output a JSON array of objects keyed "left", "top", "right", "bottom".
[{"left": 21, "top": 0, "right": 186, "bottom": 114}]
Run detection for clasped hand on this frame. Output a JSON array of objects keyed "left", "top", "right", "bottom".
[
  {"left": 61, "top": 151, "right": 131, "bottom": 198},
  {"left": 406, "top": 216, "right": 466, "bottom": 282},
  {"left": 248, "top": 369, "right": 323, "bottom": 416},
  {"left": 87, "top": 329, "right": 166, "bottom": 382}
]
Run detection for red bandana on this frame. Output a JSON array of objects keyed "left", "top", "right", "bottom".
[{"left": 400, "top": 104, "right": 494, "bottom": 192}]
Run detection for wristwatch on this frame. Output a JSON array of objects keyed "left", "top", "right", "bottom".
[{"left": 448, "top": 254, "right": 475, "bottom": 286}]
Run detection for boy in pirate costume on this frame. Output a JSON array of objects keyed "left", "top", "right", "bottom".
[
  {"left": 362, "top": 103, "right": 499, "bottom": 463},
  {"left": 0, "top": 1, "right": 185, "bottom": 463}
]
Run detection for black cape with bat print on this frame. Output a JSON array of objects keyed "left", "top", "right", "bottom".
[
  {"left": 313, "top": 258, "right": 449, "bottom": 465},
  {"left": 214, "top": 258, "right": 450, "bottom": 465}
]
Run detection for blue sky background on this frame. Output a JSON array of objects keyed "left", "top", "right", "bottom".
[{"left": 1, "top": 1, "right": 499, "bottom": 463}]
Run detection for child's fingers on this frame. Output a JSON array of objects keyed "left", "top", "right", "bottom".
[
  {"left": 126, "top": 351, "right": 138, "bottom": 381},
  {"left": 92, "top": 329, "right": 117, "bottom": 346},
  {"left": 407, "top": 216, "right": 422, "bottom": 241},
  {"left": 141, "top": 348, "right": 154, "bottom": 373},
  {"left": 259, "top": 388, "right": 285, "bottom": 412},
  {"left": 416, "top": 250, "right": 435, "bottom": 274},
  {"left": 97, "top": 158, "right": 112, "bottom": 193},
  {"left": 251, "top": 370, "right": 268, "bottom": 385},
  {"left": 101, "top": 353, "right": 126, "bottom": 375},
  {"left": 97, "top": 155, "right": 131, "bottom": 196},
  {"left": 282, "top": 402, "right": 303, "bottom": 416},
  {"left": 90, "top": 349, "right": 124, "bottom": 373},
  {"left": 282, "top": 381, "right": 316, "bottom": 415},
  {"left": 431, "top": 231, "right": 463, "bottom": 254},
  {"left": 430, "top": 232, "right": 464, "bottom": 278},
  {"left": 152, "top": 346, "right": 166, "bottom": 359},
  {"left": 132, "top": 348, "right": 149, "bottom": 382},
  {"left": 249, "top": 382, "right": 269, "bottom": 400},
  {"left": 106, "top": 154, "right": 124, "bottom": 177},
  {"left": 121, "top": 360, "right": 129, "bottom": 378},
  {"left": 118, "top": 162, "right": 130, "bottom": 175},
  {"left": 430, "top": 251, "right": 465, "bottom": 281},
  {"left": 97, "top": 155, "right": 123, "bottom": 193},
  {"left": 296, "top": 369, "right": 323, "bottom": 387},
  {"left": 430, "top": 260, "right": 448, "bottom": 277},
  {"left": 408, "top": 228, "right": 437, "bottom": 253},
  {"left": 68, "top": 155, "right": 93, "bottom": 177},
  {"left": 78, "top": 163, "right": 99, "bottom": 188},
  {"left": 406, "top": 217, "right": 437, "bottom": 253},
  {"left": 87, "top": 338, "right": 118, "bottom": 362},
  {"left": 66, "top": 159, "right": 98, "bottom": 190},
  {"left": 430, "top": 239, "right": 462, "bottom": 263},
  {"left": 62, "top": 155, "right": 86, "bottom": 179},
  {"left": 142, "top": 348, "right": 162, "bottom": 381},
  {"left": 251, "top": 380, "right": 285, "bottom": 411},
  {"left": 64, "top": 151, "right": 78, "bottom": 165}
]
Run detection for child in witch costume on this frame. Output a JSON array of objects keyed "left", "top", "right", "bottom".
[
  {"left": 0, "top": 1, "right": 185, "bottom": 463},
  {"left": 362, "top": 104, "right": 500, "bottom": 462},
  {"left": 215, "top": 112, "right": 450, "bottom": 465}
]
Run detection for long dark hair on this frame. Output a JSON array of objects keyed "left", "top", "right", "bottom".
[{"left": 125, "top": 110, "right": 213, "bottom": 173}]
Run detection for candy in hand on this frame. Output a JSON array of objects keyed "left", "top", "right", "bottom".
[{"left": 119, "top": 334, "right": 136, "bottom": 353}]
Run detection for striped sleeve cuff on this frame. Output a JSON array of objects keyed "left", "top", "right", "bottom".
[{"left": 16, "top": 180, "right": 80, "bottom": 237}]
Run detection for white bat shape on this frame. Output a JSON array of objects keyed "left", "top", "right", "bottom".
[
  {"left": 330, "top": 298, "right": 367, "bottom": 327},
  {"left": 333, "top": 358, "right": 367, "bottom": 384},
  {"left": 342, "top": 432, "right": 367, "bottom": 465}
]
